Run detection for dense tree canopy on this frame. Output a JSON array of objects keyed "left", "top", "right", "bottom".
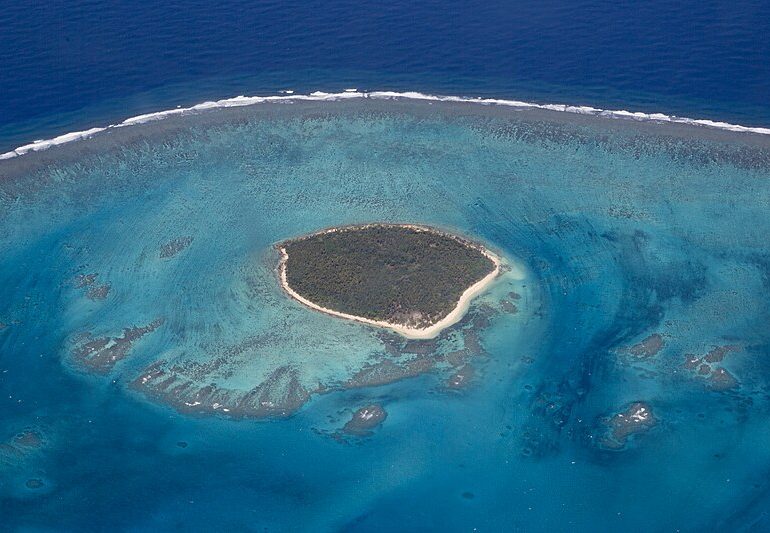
[{"left": 281, "top": 225, "right": 496, "bottom": 328}]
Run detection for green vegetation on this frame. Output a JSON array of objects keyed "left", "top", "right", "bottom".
[{"left": 281, "top": 225, "right": 496, "bottom": 328}]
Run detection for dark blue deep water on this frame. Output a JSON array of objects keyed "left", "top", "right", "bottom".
[
  {"left": 1, "top": 0, "right": 770, "bottom": 151},
  {"left": 2, "top": 2, "right": 770, "bottom": 532}
]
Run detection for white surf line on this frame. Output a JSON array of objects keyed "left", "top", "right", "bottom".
[
  {"left": 3, "top": 89, "right": 770, "bottom": 161},
  {"left": 277, "top": 232, "right": 502, "bottom": 340}
]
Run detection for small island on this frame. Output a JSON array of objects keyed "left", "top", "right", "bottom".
[{"left": 277, "top": 224, "right": 501, "bottom": 339}]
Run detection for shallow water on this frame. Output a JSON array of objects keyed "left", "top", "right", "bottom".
[{"left": 1, "top": 100, "right": 770, "bottom": 531}]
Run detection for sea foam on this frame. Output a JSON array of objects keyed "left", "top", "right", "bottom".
[{"left": 2, "top": 90, "right": 770, "bottom": 160}]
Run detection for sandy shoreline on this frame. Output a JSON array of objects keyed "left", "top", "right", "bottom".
[{"left": 277, "top": 226, "right": 502, "bottom": 339}]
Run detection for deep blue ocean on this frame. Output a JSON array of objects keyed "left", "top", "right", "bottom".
[
  {"left": 2, "top": 1, "right": 770, "bottom": 532},
  {"left": 2, "top": 0, "right": 770, "bottom": 152}
]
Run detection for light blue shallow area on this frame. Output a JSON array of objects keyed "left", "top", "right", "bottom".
[{"left": 1, "top": 101, "right": 770, "bottom": 531}]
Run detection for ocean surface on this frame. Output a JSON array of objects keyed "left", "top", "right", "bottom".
[
  {"left": 2, "top": 0, "right": 770, "bottom": 152},
  {"left": 2, "top": 2, "right": 770, "bottom": 532}
]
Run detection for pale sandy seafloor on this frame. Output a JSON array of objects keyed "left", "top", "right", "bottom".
[{"left": 1, "top": 98, "right": 770, "bottom": 531}]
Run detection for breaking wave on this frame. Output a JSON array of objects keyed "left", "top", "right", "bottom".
[{"left": 3, "top": 89, "right": 770, "bottom": 160}]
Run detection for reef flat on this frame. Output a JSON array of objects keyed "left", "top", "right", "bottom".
[
  {"left": 278, "top": 224, "right": 500, "bottom": 338},
  {"left": 1, "top": 98, "right": 770, "bottom": 531}
]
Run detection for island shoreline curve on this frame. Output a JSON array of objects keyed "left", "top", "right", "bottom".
[{"left": 276, "top": 224, "right": 503, "bottom": 340}]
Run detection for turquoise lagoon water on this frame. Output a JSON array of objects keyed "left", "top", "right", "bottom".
[{"left": 1, "top": 99, "right": 770, "bottom": 531}]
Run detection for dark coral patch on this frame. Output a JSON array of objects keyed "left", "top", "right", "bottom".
[
  {"left": 25, "top": 478, "right": 44, "bottom": 490},
  {"left": 682, "top": 345, "right": 741, "bottom": 391},
  {"left": 500, "top": 299, "right": 518, "bottom": 314},
  {"left": 123, "top": 286, "right": 498, "bottom": 421},
  {"left": 447, "top": 364, "right": 475, "bottom": 389},
  {"left": 343, "top": 405, "right": 388, "bottom": 436},
  {"left": 709, "top": 367, "right": 739, "bottom": 391},
  {"left": 86, "top": 283, "right": 111, "bottom": 301},
  {"left": 72, "top": 319, "right": 164, "bottom": 374},
  {"left": 627, "top": 334, "right": 665, "bottom": 360},
  {"left": 597, "top": 402, "right": 657, "bottom": 450},
  {"left": 132, "top": 363, "right": 310, "bottom": 419},
  {"left": 0, "top": 428, "right": 46, "bottom": 469},
  {"left": 160, "top": 236, "right": 194, "bottom": 259},
  {"left": 73, "top": 273, "right": 98, "bottom": 288},
  {"left": 72, "top": 272, "right": 111, "bottom": 301}
]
